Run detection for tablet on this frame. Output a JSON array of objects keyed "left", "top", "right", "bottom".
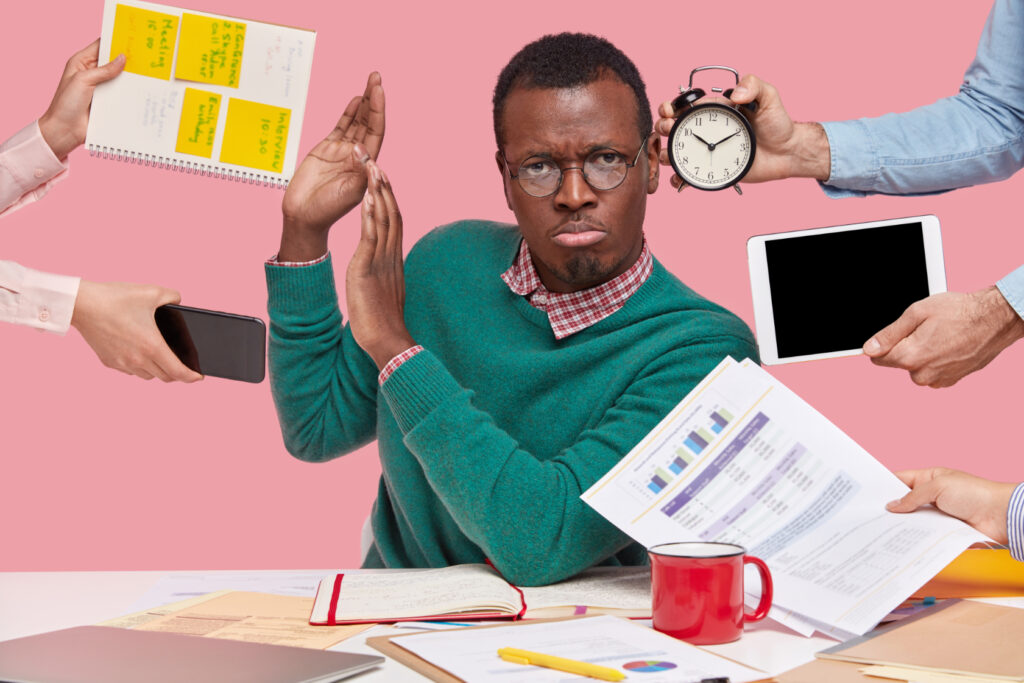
[{"left": 748, "top": 215, "right": 945, "bottom": 365}]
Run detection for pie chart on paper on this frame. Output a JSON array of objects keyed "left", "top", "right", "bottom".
[{"left": 622, "top": 660, "right": 679, "bottom": 673}]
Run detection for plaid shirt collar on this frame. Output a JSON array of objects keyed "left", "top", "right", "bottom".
[{"left": 501, "top": 237, "right": 653, "bottom": 340}]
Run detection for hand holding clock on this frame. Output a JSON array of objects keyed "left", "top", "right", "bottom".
[{"left": 656, "top": 73, "right": 831, "bottom": 190}]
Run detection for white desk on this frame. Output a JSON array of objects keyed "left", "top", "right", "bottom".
[{"left": 0, "top": 570, "right": 848, "bottom": 681}]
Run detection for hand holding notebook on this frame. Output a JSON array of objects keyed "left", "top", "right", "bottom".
[{"left": 86, "top": 0, "right": 316, "bottom": 187}]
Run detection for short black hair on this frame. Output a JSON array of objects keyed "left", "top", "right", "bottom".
[{"left": 492, "top": 33, "right": 652, "bottom": 148}]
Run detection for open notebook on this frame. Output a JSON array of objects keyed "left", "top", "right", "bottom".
[
  {"left": 309, "top": 564, "right": 652, "bottom": 625},
  {"left": 86, "top": 0, "right": 315, "bottom": 187}
]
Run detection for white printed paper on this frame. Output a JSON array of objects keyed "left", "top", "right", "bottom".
[{"left": 583, "top": 357, "right": 987, "bottom": 636}]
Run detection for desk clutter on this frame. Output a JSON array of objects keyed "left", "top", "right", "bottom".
[{"left": 1, "top": 557, "right": 1023, "bottom": 683}]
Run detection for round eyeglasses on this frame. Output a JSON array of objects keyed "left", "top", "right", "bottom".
[{"left": 502, "top": 136, "right": 650, "bottom": 198}]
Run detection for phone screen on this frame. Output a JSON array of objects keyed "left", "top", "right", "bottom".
[{"left": 154, "top": 304, "right": 266, "bottom": 383}]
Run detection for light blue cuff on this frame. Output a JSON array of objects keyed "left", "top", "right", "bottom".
[
  {"left": 996, "top": 264, "right": 1024, "bottom": 321},
  {"left": 818, "top": 120, "right": 877, "bottom": 199},
  {"left": 1008, "top": 483, "right": 1024, "bottom": 561}
]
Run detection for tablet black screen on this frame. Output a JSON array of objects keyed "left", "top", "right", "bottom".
[{"left": 764, "top": 221, "right": 930, "bottom": 359}]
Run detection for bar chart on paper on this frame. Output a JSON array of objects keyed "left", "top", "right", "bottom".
[{"left": 618, "top": 393, "right": 749, "bottom": 504}]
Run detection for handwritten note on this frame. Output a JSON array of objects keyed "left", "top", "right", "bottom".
[
  {"left": 174, "top": 13, "right": 246, "bottom": 88},
  {"left": 175, "top": 88, "right": 222, "bottom": 158},
  {"left": 110, "top": 4, "right": 179, "bottom": 80},
  {"left": 220, "top": 98, "right": 291, "bottom": 173}
]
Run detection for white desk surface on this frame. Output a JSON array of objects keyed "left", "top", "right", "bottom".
[{"left": 0, "top": 570, "right": 848, "bottom": 681}]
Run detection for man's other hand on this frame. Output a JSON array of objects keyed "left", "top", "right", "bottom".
[
  {"left": 39, "top": 39, "right": 125, "bottom": 160},
  {"left": 655, "top": 74, "right": 830, "bottom": 191},
  {"left": 71, "top": 280, "right": 203, "bottom": 383},
  {"left": 279, "top": 72, "right": 385, "bottom": 262},
  {"left": 345, "top": 153, "right": 414, "bottom": 370},
  {"left": 887, "top": 467, "right": 1016, "bottom": 544},
  {"left": 864, "top": 287, "right": 1024, "bottom": 387}
]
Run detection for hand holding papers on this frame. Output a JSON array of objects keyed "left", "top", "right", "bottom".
[{"left": 582, "top": 357, "right": 988, "bottom": 637}]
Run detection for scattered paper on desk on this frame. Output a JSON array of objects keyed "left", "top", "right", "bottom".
[
  {"left": 392, "top": 615, "right": 765, "bottom": 682},
  {"left": 582, "top": 357, "right": 987, "bottom": 636},
  {"left": 860, "top": 665, "right": 1009, "bottom": 683},
  {"left": 99, "top": 589, "right": 232, "bottom": 629},
  {"left": 134, "top": 591, "right": 369, "bottom": 649}
]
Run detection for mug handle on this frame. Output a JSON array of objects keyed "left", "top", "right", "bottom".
[{"left": 743, "top": 555, "right": 773, "bottom": 623}]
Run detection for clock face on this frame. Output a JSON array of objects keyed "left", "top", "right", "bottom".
[{"left": 668, "top": 102, "right": 755, "bottom": 190}]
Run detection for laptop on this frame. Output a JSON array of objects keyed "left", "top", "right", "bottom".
[{"left": 0, "top": 625, "right": 384, "bottom": 683}]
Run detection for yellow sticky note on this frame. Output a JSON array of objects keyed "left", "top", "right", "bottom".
[
  {"left": 110, "top": 4, "right": 180, "bottom": 80},
  {"left": 220, "top": 98, "right": 291, "bottom": 173},
  {"left": 175, "top": 88, "right": 222, "bottom": 158},
  {"left": 174, "top": 13, "right": 246, "bottom": 88}
]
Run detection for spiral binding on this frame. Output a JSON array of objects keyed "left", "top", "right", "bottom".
[{"left": 87, "top": 144, "right": 289, "bottom": 189}]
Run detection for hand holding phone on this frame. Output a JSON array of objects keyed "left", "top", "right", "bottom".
[{"left": 155, "top": 304, "right": 266, "bottom": 383}]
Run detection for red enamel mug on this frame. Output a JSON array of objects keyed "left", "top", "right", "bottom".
[{"left": 649, "top": 541, "right": 773, "bottom": 645}]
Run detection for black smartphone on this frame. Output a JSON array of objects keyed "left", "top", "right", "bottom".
[{"left": 154, "top": 304, "right": 266, "bottom": 383}]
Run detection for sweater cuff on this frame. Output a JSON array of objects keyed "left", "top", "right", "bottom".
[
  {"left": 265, "top": 253, "right": 339, "bottom": 315},
  {"left": 378, "top": 349, "right": 465, "bottom": 434}
]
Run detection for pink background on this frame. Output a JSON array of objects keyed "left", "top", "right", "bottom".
[{"left": 2, "top": 1, "right": 1020, "bottom": 571}]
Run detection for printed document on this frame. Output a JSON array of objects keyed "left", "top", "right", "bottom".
[
  {"left": 392, "top": 615, "right": 765, "bottom": 682},
  {"left": 583, "top": 357, "right": 987, "bottom": 636}
]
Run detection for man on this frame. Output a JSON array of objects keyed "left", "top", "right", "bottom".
[
  {"left": 656, "top": 0, "right": 1024, "bottom": 391},
  {"left": 2, "top": 39, "right": 202, "bottom": 383},
  {"left": 266, "top": 34, "right": 756, "bottom": 586}
]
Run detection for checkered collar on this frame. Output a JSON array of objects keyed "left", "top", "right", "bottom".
[{"left": 500, "top": 237, "right": 653, "bottom": 339}]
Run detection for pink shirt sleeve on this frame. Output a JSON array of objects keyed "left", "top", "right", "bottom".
[
  {"left": 0, "top": 121, "right": 69, "bottom": 217},
  {"left": 0, "top": 121, "right": 78, "bottom": 333},
  {"left": 0, "top": 260, "right": 79, "bottom": 333}
]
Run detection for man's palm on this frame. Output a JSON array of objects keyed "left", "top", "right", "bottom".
[{"left": 282, "top": 72, "right": 385, "bottom": 233}]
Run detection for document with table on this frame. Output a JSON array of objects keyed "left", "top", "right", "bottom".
[
  {"left": 582, "top": 357, "right": 988, "bottom": 637},
  {"left": 371, "top": 615, "right": 766, "bottom": 682}
]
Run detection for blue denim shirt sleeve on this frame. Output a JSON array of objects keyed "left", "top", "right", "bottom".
[
  {"left": 818, "top": 0, "right": 1024, "bottom": 198},
  {"left": 1008, "top": 482, "right": 1024, "bottom": 561},
  {"left": 996, "top": 263, "right": 1024, "bottom": 319}
]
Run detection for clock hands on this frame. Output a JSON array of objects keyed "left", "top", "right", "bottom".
[
  {"left": 691, "top": 132, "right": 715, "bottom": 150},
  {"left": 712, "top": 130, "right": 741, "bottom": 146},
  {"left": 692, "top": 130, "right": 741, "bottom": 151}
]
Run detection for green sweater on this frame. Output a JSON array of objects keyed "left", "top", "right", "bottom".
[{"left": 266, "top": 220, "right": 758, "bottom": 586}]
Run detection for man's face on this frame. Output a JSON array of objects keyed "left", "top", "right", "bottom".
[{"left": 496, "top": 77, "right": 659, "bottom": 293}]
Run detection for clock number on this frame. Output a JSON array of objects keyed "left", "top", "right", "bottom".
[
  {"left": 709, "top": 111, "right": 718, "bottom": 122},
  {"left": 694, "top": 117, "right": 703, "bottom": 126},
  {"left": 734, "top": 157, "right": 740, "bottom": 166},
  {"left": 694, "top": 166, "right": 700, "bottom": 174},
  {"left": 708, "top": 171, "right": 715, "bottom": 181},
  {"left": 740, "top": 142, "right": 749, "bottom": 151},
  {"left": 683, "top": 128, "right": 692, "bottom": 137},
  {"left": 682, "top": 156, "right": 688, "bottom": 164}
]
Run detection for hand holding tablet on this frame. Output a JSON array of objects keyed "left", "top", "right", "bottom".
[{"left": 747, "top": 215, "right": 946, "bottom": 365}]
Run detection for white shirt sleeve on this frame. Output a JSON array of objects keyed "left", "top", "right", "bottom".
[
  {"left": 0, "top": 121, "right": 69, "bottom": 217},
  {"left": 0, "top": 261, "right": 80, "bottom": 334}
]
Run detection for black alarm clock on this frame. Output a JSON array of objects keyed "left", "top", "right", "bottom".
[{"left": 667, "top": 66, "right": 758, "bottom": 193}]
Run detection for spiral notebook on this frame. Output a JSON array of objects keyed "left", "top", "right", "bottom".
[{"left": 85, "top": 0, "right": 316, "bottom": 188}]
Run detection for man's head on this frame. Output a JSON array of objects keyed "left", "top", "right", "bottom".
[{"left": 493, "top": 33, "right": 659, "bottom": 293}]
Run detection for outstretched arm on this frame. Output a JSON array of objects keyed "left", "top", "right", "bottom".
[
  {"left": 71, "top": 280, "right": 203, "bottom": 382},
  {"left": 863, "top": 287, "right": 1024, "bottom": 387},
  {"left": 887, "top": 467, "right": 1017, "bottom": 545},
  {"left": 39, "top": 39, "right": 125, "bottom": 160}
]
